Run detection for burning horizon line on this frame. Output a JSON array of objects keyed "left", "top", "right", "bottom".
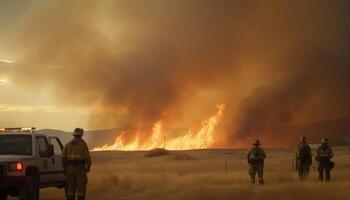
[{"left": 92, "top": 104, "right": 225, "bottom": 151}]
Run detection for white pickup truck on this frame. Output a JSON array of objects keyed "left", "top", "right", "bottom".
[{"left": 0, "top": 128, "right": 66, "bottom": 200}]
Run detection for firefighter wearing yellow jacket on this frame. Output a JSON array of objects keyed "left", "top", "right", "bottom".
[
  {"left": 316, "top": 137, "right": 334, "bottom": 182},
  {"left": 62, "top": 128, "right": 91, "bottom": 200},
  {"left": 247, "top": 139, "right": 266, "bottom": 184}
]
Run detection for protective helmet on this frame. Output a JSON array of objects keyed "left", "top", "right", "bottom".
[
  {"left": 300, "top": 136, "right": 306, "bottom": 142},
  {"left": 321, "top": 137, "right": 329, "bottom": 144},
  {"left": 73, "top": 128, "right": 84, "bottom": 136},
  {"left": 252, "top": 139, "right": 261, "bottom": 146}
]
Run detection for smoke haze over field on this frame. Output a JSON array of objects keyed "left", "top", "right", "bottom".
[{"left": 6, "top": 0, "right": 350, "bottom": 146}]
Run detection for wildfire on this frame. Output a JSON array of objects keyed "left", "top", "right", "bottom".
[{"left": 92, "top": 104, "right": 225, "bottom": 151}]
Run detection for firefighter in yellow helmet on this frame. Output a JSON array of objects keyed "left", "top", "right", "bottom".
[
  {"left": 62, "top": 128, "right": 91, "bottom": 200},
  {"left": 315, "top": 137, "right": 334, "bottom": 182},
  {"left": 247, "top": 139, "right": 266, "bottom": 184}
]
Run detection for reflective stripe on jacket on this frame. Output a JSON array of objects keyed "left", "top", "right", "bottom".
[
  {"left": 316, "top": 144, "right": 333, "bottom": 159},
  {"left": 62, "top": 138, "right": 91, "bottom": 168}
]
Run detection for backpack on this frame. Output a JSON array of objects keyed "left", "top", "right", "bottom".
[{"left": 299, "top": 144, "right": 310, "bottom": 161}]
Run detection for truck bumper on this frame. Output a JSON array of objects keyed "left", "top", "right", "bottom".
[{"left": 0, "top": 176, "right": 26, "bottom": 188}]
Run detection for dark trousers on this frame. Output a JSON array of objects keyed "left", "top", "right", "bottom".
[
  {"left": 66, "top": 164, "right": 88, "bottom": 200},
  {"left": 297, "top": 161, "right": 310, "bottom": 180},
  {"left": 318, "top": 161, "right": 331, "bottom": 182},
  {"left": 249, "top": 164, "right": 264, "bottom": 184}
]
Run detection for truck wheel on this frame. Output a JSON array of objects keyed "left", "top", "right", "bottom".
[{"left": 19, "top": 176, "right": 40, "bottom": 200}]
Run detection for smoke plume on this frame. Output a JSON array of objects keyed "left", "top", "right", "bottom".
[{"left": 10, "top": 0, "right": 350, "bottom": 146}]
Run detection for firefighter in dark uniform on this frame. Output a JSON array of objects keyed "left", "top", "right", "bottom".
[
  {"left": 62, "top": 128, "right": 91, "bottom": 200},
  {"left": 295, "top": 136, "right": 312, "bottom": 180},
  {"left": 315, "top": 137, "right": 334, "bottom": 182},
  {"left": 247, "top": 139, "right": 266, "bottom": 184}
]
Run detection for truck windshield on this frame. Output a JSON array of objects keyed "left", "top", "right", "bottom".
[{"left": 0, "top": 135, "right": 32, "bottom": 155}]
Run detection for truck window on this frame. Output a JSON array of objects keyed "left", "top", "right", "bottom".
[
  {"left": 49, "top": 138, "right": 63, "bottom": 155},
  {"left": 36, "top": 137, "right": 49, "bottom": 157},
  {"left": 0, "top": 135, "right": 32, "bottom": 155}
]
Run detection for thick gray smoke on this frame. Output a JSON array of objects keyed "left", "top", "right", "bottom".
[{"left": 10, "top": 0, "right": 350, "bottom": 146}]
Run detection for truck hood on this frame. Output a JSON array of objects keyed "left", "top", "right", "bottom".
[{"left": 0, "top": 155, "right": 34, "bottom": 162}]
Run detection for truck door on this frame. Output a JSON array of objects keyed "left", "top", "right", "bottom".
[
  {"left": 48, "top": 137, "right": 65, "bottom": 183},
  {"left": 35, "top": 136, "right": 53, "bottom": 184}
]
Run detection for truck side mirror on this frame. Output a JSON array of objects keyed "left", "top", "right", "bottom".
[{"left": 48, "top": 144, "right": 55, "bottom": 157}]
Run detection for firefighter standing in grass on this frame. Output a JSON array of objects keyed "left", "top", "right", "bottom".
[
  {"left": 316, "top": 137, "right": 334, "bottom": 182},
  {"left": 295, "top": 136, "right": 312, "bottom": 180},
  {"left": 247, "top": 139, "right": 266, "bottom": 184},
  {"left": 62, "top": 128, "right": 91, "bottom": 200}
]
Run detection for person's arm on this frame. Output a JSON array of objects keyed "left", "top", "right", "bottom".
[
  {"left": 247, "top": 150, "right": 251, "bottom": 164},
  {"left": 83, "top": 142, "right": 91, "bottom": 172},
  {"left": 62, "top": 145, "right": 68, "bottom": 169},
  {"left": 307, "top": 145, "right": 312, "bottom": 164},
  {"left": 261, "top": 149, "right": 266, "bottom": 159},
  {"left": 295, "top": 145, "right": 300, "bottom": 159}
]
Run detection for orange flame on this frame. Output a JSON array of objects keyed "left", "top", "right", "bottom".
[{"left": 92, "top": 104, "right": 225, "bottom": 151}]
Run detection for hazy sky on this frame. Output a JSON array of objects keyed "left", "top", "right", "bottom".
[
  {"left": 0, "top": 0, "right": 89, "bottom": 131},
  {"left": 0, "top": 0, "right": 349, "bottom": 144}
]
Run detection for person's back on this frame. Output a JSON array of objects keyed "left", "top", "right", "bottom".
[
  {"left": 247, "top": 146, "right": 266, "bottom": 164},
  {"left": 247, "top": 140, "right": 266, "bottom": 184},
  {"left": 62, "top": 128, "right": 91, "bottom": 200},
  {"left": 63, "top": 138, "right": 90, "bottom": 164},
  {"left": 316, "top": 143, "right": 333, "bottom": 162},
  {"left": 296, "top": 137, "right": 312, "bottom": 180}
]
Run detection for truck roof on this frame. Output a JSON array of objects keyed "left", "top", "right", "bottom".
[
  {"left": 0, "top": 127, "right": 45, "bottom": 136},
  {"left": 0, "top": 127, "right": 36, "bottom": 132}
]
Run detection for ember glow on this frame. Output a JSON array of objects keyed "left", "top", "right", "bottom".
[{"left": 93, "top": 104, "right": 225, "bottom": 151}]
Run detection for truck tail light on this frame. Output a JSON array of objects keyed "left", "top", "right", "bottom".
[{"left": 8, "top": 162, "right": 23, "bottom": 171}]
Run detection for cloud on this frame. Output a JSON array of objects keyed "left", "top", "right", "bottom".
[
  {"left": 0, "top": 78, "right": 9, "bottom": 85},
  {"left": 0, "top": 104, "right": 106, "bottom": 113},
  {"left": 0, "top": 59, "right": 16, "bottom": 64}
]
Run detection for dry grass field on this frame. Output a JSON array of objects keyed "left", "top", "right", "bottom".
[{"left": 14, "top": 146, "right": 350, "bottom": 200}]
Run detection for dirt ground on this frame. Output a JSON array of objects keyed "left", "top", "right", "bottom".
[{"left": 11, "top": 146, "right": 350, "bottom": 200}]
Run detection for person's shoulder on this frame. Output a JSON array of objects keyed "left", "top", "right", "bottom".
[
  {"left": 78, "top": 139, "right": 89, "bottom": 146},
  {"left": 65, "top": 140, "right": 74, "bottom": 146},
  {"left": 258, "top": 147, "right": 265, "bottom": 151},
  {"left": 63, "top": 140, "right": 74, "bottom": 149},
  {"left": 304, "top": 143, "right": 311, "bottom": 148}
]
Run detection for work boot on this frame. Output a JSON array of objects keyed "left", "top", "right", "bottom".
[{"left": 77, "top": 195, "right": 85, "bottom": 200}]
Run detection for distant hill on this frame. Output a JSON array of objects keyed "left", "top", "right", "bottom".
[{"left": 36, "top": 128, "right": 122, "bottom": 149}]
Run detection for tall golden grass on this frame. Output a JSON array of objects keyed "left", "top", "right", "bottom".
[{"left": 17, "top": 146, "right": 350, "bottom": 200}]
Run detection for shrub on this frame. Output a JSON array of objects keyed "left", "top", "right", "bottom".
[{"left": 145, "top": 148, "right": 170, "bottom": 157}]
